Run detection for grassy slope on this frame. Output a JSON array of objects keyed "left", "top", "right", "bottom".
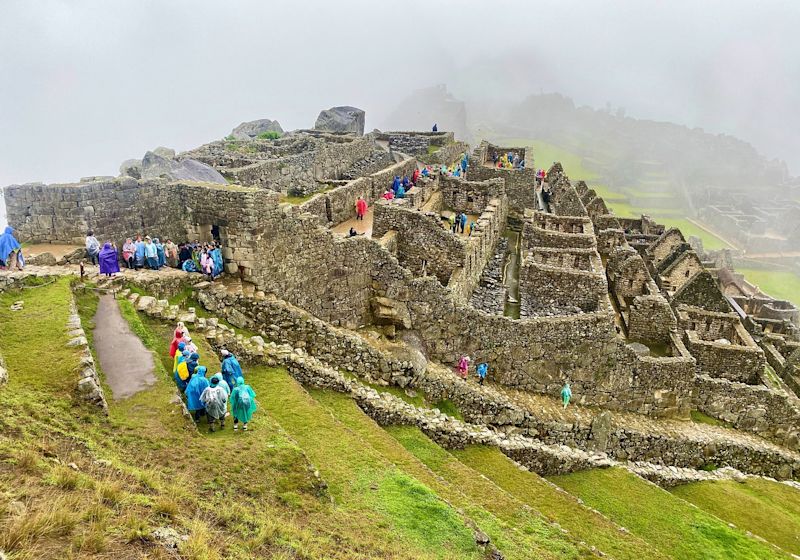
[
  {"left": 549, "top": 467, "right": 788, "bottom": 560},
  {"left": 671, "top": 479, "right": 800, "bottom": 555},
  {"left": 0, "top": 281, "right": 477, "bottom": 559},
  {"left": 734, "top": 267, "right": 800, "bottom": 307},
  {"left": 311, "top": 391, "right": 588, "bottom": 560},
  {"left": 255, "top": 367, "right": 485, "bottom": 560},
  {"left": 453, "top": 445, "right": 669, "bottom": 560}
]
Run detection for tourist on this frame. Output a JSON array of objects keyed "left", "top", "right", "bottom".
[
  {"left": 396, "top": 184, "right": 406, "bottom": 198},
  {"left": 412, "top": 167, "right": 420, "bottom": 185},
  {"left": 173, "top": 345, "right": 190, "bottom": 391},
  {"left": 356, "top": 196, "right": 367, "bottom": 221},
  {"left": 461, "top": 153, "right": 468, "bottom": 174},
  {"left": 134, "top": 235, "right": 146, "bottom": 269},
  {"left": 164, "top": 239, "right": 179, "bottom": 268},
  {"left": 185, "top": 365, "right": 210, "bottom": 423},
  {"left": 448, "top": 213, "right": 457, "bottom": 233},
  {"left": 0, "top": 226, "right": 23, "bottom": 270},
  {"left": 454, "top": 166, "right": 461, "bottom": 177},
  {"left": 468, "top": 221, "right": 477, "bottom": 236},
  {"left": 187, "top": 352, "right": 201, "bottom": 377},
  {"left": 392, "top": 175, "right": 401, "bottom": 194},
  {"left": 561, "top": 381, "right": 572, "bottom": 409},
  {"left": 122, "top": 238, "right": 135, "bottom": 269},
  {"left": 348, "top": 227, "right": 362, "bottom": 238},
  {"left": 184, "top": 334, "right": 198, "bottom": 355},
  {"left": 210, "top": 372, "right": 231, "bottom": 396},
  {"left": 382, "top": 189, "right": 394, "bottom": 200},
  {"left": 402, "top": 175, "right": 410, "bottom": 189},
  {"left": 200, "top": 249, "right": 213, "bottom": 279},
  {"left": 457, "top": 356, "right": 470, "bottom": 380},
  {"left": 459, "top": 212, "right": 467, "bottom": 233},
  {"left": 432, "top": 123, "right": 437, "bottom": 132},
  {"left": 477, "top": 362, "right": 488, "bottom": 386},
  {"left": 230, "top": 376, "right": 257, "bottom": 431},
  {"left": 144, "top": 236, "right": 159, "bottom": 270},
  {"left": 85, "top": 230, "right": 100, "bottom": 266},
  {"left": 220, "top": 349, "right": 243, "bottom": 391},
  {"left": 421, "top": 167, "right": 430, "bottom": 178},
  {"left": 178, "top": 243, "right": 192, "bottom": 266},
  {"left": 169, "top": 329, "right": 184, "bottom": 358},
  {"left": 176, "top": 321, "right": 189, "bottom": 337},
  {"left": 98, "top": 242, "right": 120, "bottom": 277},
  {"left": 154, "top": 238, "right": 166, "bottom": 269},
  {"left": 210, "top": 244, "right": 224, "bottom": 278},
  {"left": 200, "top": 376, "right": 228, "bottom": 433}
]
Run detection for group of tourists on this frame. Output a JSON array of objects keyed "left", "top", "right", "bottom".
[
  {"left": 85, "top": 231, "right": 224, "bottom": 280},
  {"left": 447, "top": 211, "right": 476, "bottom": 236},
  {"left": 491, "top": 151, "right": 525, "bottom": 169},
  {"left": 0, "top": 226, "right": 24, "bottom": 270},
  {"left": 169, "top": 322, "right": 258, "bottom": 432},
  {"left": 440, "top": 153, "right": 469, "bottom": 178}
]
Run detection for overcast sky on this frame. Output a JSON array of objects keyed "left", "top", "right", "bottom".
[{"left": 1, "top": 0, "right": 799, "bottom": 197}]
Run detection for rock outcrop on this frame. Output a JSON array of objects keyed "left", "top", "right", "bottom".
[
  {"left": 314, "top": 106, "right": 365, "bottom": 135},
  {"left": 141, "top": 151, "right": 227, "bottom": 184},
  {"left": 230, "top": 119, "right": 283, "bottom": 140}
]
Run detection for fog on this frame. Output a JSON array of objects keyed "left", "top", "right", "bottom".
[{"left": 2, "top": 0, "right": 800, "bottom": 227}]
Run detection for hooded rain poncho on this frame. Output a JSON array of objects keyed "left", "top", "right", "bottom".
[
  {"left": 200, "top": 382, "right": 228, "bottom": 420},
  {"left": 0, "top": 226, "right": 21, "bottom": 264},
  {"left": 210, "top": 248, "right": 224, "bottom": 277},
  {"left": 98, "top": 243, "right": 120, "bottom": 275},
  {"left": 185, "top": 366, "right": 210, "bottom": 411},
  {"left": 221, "top": 354, "right": 243, "bottom": 390},
  {"left": 210, "top": 373, "right": 231, "bottom": 396},
  {"left": 230, "top": 377, "right": 257, "bottom": 423}
]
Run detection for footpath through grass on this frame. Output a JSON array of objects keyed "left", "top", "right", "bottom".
[
  {"left": 549, "top": 467, "right": 789, "bottom": 560},
  {"left": 453, "top": 445, "right": 668, "bottom": 560},
  {"left": 671, "top": 478, "right": 800, "bottom": 555},
  {"left": 311, "top": 391, "right": 588, "bottom": 559}
]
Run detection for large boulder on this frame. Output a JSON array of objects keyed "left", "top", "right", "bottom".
[
  {"left": 141, "top": 151, "right": 226, "bottom": 184},
  {"left": 119, "top": 158, "right": 142, "bottom": 179},
  {"left": 314, "top": 106, "right": 365, "bottom": 135},
  {"left": 230, "top": 119, "right": 283, "bottom": 140},
  {"left": 153, "top": 146, "right": 176, "bottom": 159}
]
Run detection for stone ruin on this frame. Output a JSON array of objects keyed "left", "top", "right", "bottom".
[{"left": 4, "top": 110, "right": 800, "bottom": 481}]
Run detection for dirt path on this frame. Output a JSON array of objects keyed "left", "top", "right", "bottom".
[{"left": 93, "top": 294, "right": 156, "bottom": 399}]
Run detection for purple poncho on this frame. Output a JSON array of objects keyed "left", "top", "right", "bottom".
[{"left": 98, "top": 243, "right": 120, "bottom": 275}]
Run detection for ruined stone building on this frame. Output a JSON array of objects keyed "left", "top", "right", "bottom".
[{"left": 4, "top": 125, "right": 799, "bottom": 463}]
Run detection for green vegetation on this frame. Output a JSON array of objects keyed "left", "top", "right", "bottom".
[
  {"left": 690, "top": 410, "right": 727, "bottom": 427},
  {"left": 280, "top": 184, "right": 337, "bottom": 205},
  {"left": 311, "top": 391, "right": 589, "bottom": 559},
  {"left": 454, "top": 446, "right": 669, "bottom": 559},
  {"left": 735, "top": 267, "right": 800, "bottom": 307},
  {"left": 427, "top": 144, "right": 440, "bottom": 155},
  {"left": 257, "top": 131, "right": 281, "bottom": 140},
  {"left": 671, "top": 478, "right": 800, "bottom": 555},
  {"left": 549, "top": 467, "right": 787, "bottom": 559}
]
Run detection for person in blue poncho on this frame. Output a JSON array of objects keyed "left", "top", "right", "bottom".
[
  {"left": 134, "top": 235, "right": 146, "bottom": 269},
  {"left": 220, "top": 349, "right": 243, "bottom": 390},
  {"left": 210, "top": 245, "right": 223, "bottom": 278},
  {"left": 396, "top": 185, "right": 405, "bottom": 198},
  {"left": 230, "top": 376, "right": 257, "bottom": 431},
  {"left": 182, "top": 259, "right": 198, "bottom": 272},
  {"left": 186, "top": 352, "right": 200, "bottom": 377},
  {"left": 0, "top": 226, "right": 23, "bottom": 270},
  {"left": 185, "top": 365, "right": 210, "bottom": 423},
  {"left": 392, "top": 175, "right": 400, "bottom": 194},
  {"left": 476, "top": 362, "right": 488, "bottom": 386},
  {"left": 210, "top": 372, "right": 231, "bottom": 396},
  {"left": 155, "top": 238, "right": 166, "bottom": 268},
  {"left": 461, "top": 153, "right": 468, "bottom": 173}
]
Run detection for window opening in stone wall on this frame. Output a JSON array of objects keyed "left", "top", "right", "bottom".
[{"left": 212, "top": 224, "right": 221, "bottom": 243}]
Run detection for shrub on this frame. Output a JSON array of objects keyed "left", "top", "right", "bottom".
[{"left": 257, "top": 131, "right": 281, "bottom": 140}]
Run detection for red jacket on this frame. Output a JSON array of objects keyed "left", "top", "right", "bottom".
[
  {"left": 356, "top": 199, "right": 368, "bottom": 215},
  {"left": 169, "top": 331, "right": 184, "bottom": 357}
]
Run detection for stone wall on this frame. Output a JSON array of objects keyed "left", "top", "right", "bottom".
[
  {"left": 66, "top": 299, "right": 108, "bottom": 414},
  {"left": 694, "top": 374, "right": 800, "bottom": 451},
  {"left": 439, "top": 175, "right": 505, "bottom": 215},
  {"left": 628, "top": 294, "right": 677, "bottom": 344},
  {"left": 522, "top": 212, "right": 596, "bottom": 250},
  {"left": 678, "top": 306, "right": 765, "bottom": 384},
  {"left": 647, "top": 228, "right": 686, "bottom": 269},
  {"left": 548, "top": 176, "right": 588, "bottom": 217},
  {"left": 519, "top": 255, "right": 607, "bottom": 313}
]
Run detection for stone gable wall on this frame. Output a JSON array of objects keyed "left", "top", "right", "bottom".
[
  {"left": 628, "top": 294, "right": 677, "bottom": 344},
  {"left": 439, "top": 175, "right": 505, "bottom": 215},
  {"left": 519, "top": 258, "right": 608, "bottom": 313}
]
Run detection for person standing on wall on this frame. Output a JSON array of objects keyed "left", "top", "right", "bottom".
[
  {"left": 356, "top": 196, "right": 367, "bottom": 221},
  {"left": 85, "top": 230, "right": 100, "bottom": 266}
]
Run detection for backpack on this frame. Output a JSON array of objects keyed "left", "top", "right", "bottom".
[{"left": 239, "top": 388, "right": 251, "bottom": 408}]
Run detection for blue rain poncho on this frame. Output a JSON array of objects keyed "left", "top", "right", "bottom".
[
  {"left": 210, "top": 372, "right": 231, "bottom": 396},
  {"left": 134, "top": 240, "right": 146, "bottom": 266},
  {"left": 185, "top": 366, "right": 210, "bottom": 411},
  {"left": 230, "top": 377, "right": 257, "bottom": 423},
  {"left": 221, "top": 354, "right": 243, "bottom": 390},
  {"left": 0, "top": 226, "right": 21, "bottom": 264},
  {"left": 210, "top": 248, "right": 223, "bottom": 277},
  {"left": 182, "top": 259, "right": 198, "bottom": 272}
]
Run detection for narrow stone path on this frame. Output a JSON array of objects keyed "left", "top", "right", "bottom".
[
  {"left": 93, "top": 294, "right": 155, "bottom": 399},
  {"left": 330, "top": 207, "right": 374, "bottom": 238}
]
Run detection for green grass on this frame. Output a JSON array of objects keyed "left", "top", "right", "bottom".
[
  {"left": 310, "top": 391, "right": 589, "bottom": 559},
  {"left": 280, "top": 184, "right": 337, "bottom": 205},
  {"left": 453, "top": 446, "right": 669, "bottom": 560},
  {"left": 735, "top": 267, "right": 800, "bottom": 307},
  {"left": 690, "top": 410, "right": 727, "bottom": 427},
  {"left": 257, "top": 369, "right": 484, "bottom": 559},
  {"left": 549, "top": 467, "right": 788, "bottom": 559},
  {"left": 257, "top": 131, "right": 281, "bottom": 140},
  {"left": 671, "top": 478, "right": 800, "bottom": 555},
  {"left": 496, "top": 138, "right": 599, "bottom": 180}
]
